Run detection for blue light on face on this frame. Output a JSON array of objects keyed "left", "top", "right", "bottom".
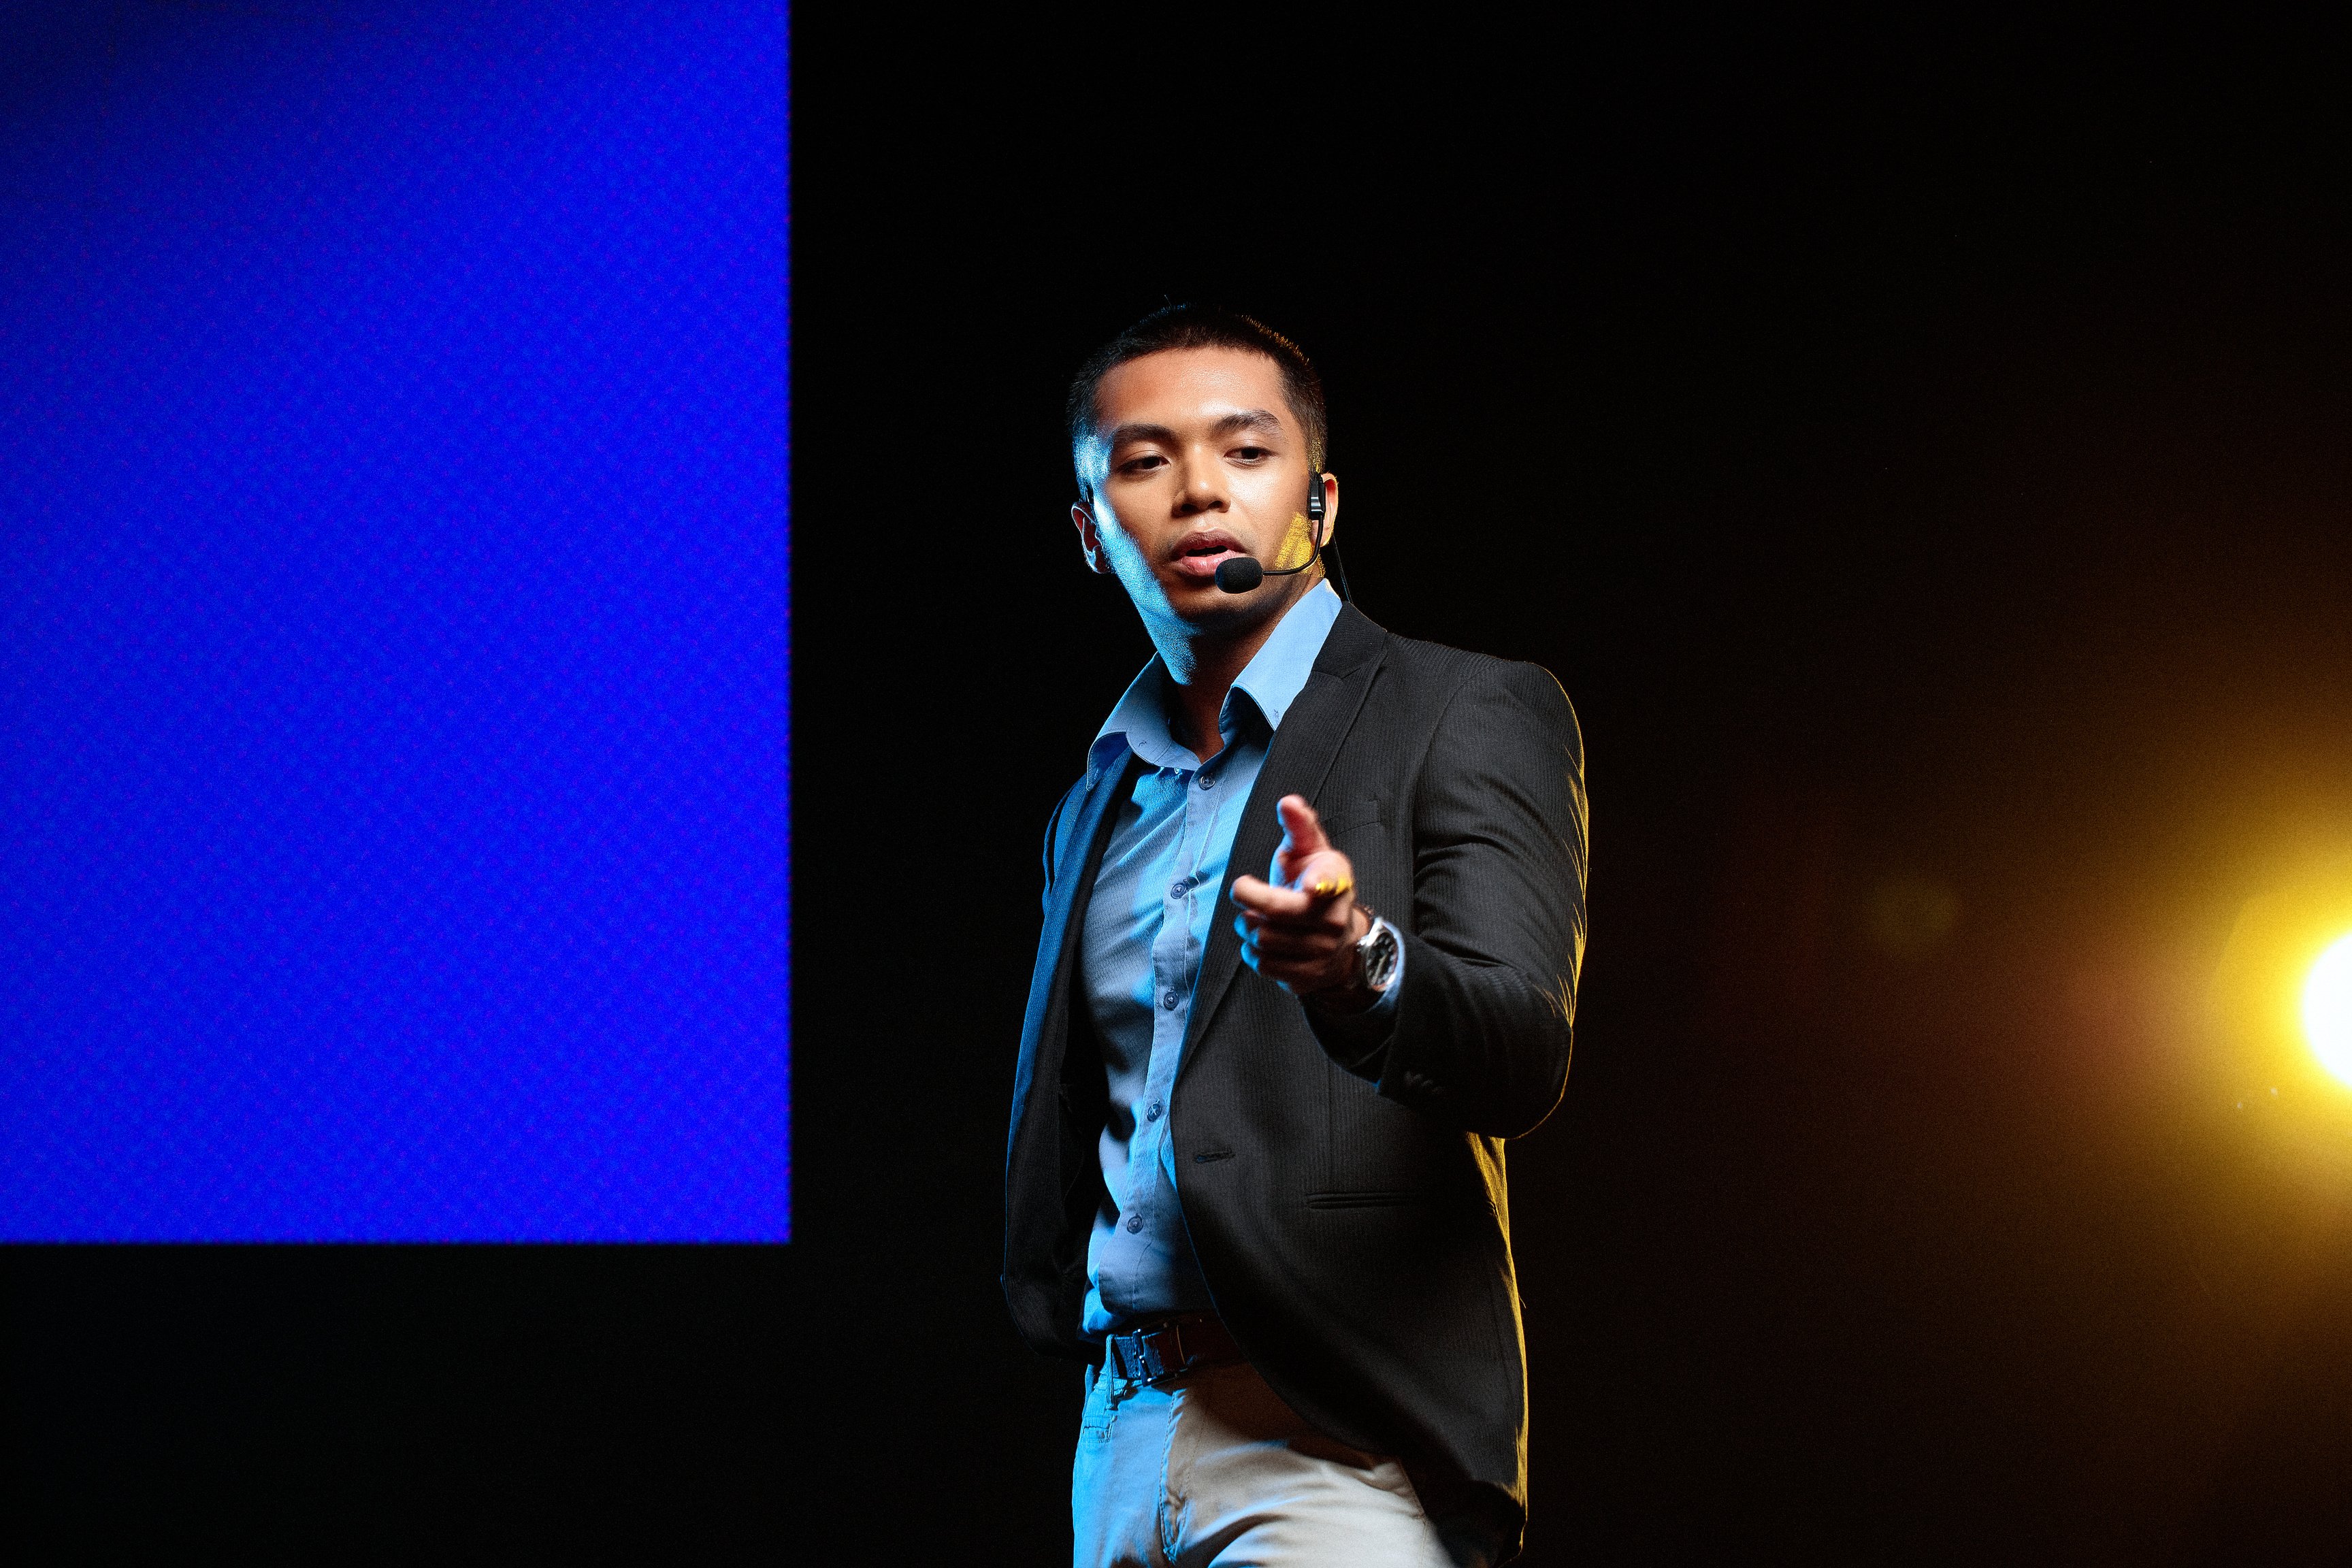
[{"left": 0, "top": 3, "right": 791, "bottom": 1240}]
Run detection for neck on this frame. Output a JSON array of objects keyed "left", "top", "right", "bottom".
[{"left": 1149, "top": 573, "right": 1318, "bottom": 763}]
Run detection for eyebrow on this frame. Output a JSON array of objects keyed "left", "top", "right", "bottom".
[
  {"left": 1105, "top": 408, "right": 1288, "bottom": 452},
  {"left": 1209, "top": 409, "right": 1287, "bottom": 441}
]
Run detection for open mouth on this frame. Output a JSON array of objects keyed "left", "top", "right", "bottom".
[{"left": 1173, "top": 532, "right": 1246, "bottom": 578}]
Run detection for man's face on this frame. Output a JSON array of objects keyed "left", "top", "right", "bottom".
[{"left": 1073, "top": 346, "right": 1335, "bottom": 633}]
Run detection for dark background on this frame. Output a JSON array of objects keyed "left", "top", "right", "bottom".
[{"left": 14, "top": 7, "right": 2352, "bottom": 1563}]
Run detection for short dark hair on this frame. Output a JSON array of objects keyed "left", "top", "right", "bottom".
[{"left": 1066, "top": 304, "right": 1328, "bottom": 497}]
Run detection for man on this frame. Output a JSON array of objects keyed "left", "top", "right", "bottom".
[{"left": 1004, "top": 305, "right": 1587, "bottom": 1566}]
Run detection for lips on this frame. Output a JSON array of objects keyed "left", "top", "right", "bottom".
[{"left": 1172, "top": 529, "right": 1247, "bottom": 580}]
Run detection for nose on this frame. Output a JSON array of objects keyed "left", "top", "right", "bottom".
[{"left": 1173, "top": 451, "right": 1229, "bottom": 517}]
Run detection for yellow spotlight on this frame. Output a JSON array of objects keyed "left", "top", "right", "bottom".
[{"left": 2306, "top": 932, "right": 2352, "bottom": 1089}]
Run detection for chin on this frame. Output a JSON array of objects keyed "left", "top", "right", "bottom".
[
  {"left": 1135, "top": 572, "right": 1222, "bottom": 612},
  {"left": 1167, "top": 584, "right": 1277, "bottom": 630}
]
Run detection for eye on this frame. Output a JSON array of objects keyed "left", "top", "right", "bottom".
[
  {"left": 1118, "top": 453, "right": 1167, "bottom": 476},
  {"left": 1232, "top": 446, "right": 1270, "bottom": 461}
]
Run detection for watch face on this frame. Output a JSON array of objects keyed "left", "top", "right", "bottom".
[{"left": 1363, "top": 923, "right": 1399, "bottom": 990}]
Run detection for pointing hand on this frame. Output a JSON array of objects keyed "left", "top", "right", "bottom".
[{"left": 1229, "top": 795, "right": 1370, "bottom": 998}]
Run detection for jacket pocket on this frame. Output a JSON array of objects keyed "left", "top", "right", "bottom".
[
  {"left": 1303, "top": 1189, "right": 1427, "bottom": 1210},
  {"left": 1322, "top": 1054, "right": 1437, "bottom": 1196}
]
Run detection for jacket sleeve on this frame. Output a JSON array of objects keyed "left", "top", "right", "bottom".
[{"left": 1309, "top": 659, "right": 1588, "bottom": 1137}]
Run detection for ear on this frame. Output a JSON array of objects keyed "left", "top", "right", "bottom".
[
  {"left": 1315, "top": 472, "right": 1339, "bottom": 547},
  {"left": 1071, "top": 502, "right": 1115, "bottom": 575}
]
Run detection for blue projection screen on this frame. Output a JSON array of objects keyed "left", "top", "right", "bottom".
[{"left": 0, "top": 3, "right": 790, "bottom": 1240}]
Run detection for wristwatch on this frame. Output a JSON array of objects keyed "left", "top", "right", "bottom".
[{"left": 1352, "top": 906, "right": 1401, "bottom": 996}]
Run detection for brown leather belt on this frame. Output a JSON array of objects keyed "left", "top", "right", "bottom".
[{"left": 1100, "top": 1311, "right": 1243, "bottom": 1384}]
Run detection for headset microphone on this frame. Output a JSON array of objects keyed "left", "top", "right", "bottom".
[
  {"left": 1211, "top": 556, "right": 1268, "bottom": 593},
  {"left": 1216, "top": 472, "right": 1345, "bottom": 598}
]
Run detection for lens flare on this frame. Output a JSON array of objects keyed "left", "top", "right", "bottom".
[{"left": 2304, "top": 932, "right": 2352, "bottom": 1089}]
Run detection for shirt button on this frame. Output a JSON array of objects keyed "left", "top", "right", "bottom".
[
  {"left": 1198, "top": 772, "right": 1215, "bottom": 789},
  {"left": 1146, "top": 1101, "right": 1163, "bottom": 1122},
  {"left": 1126, "top": 1214, "right": 1144, "bottom": 1233},
  {"left": 1170, "top": 879, "right": 1189, "bottom": 899},
  {"left": 1161, "top": 991, "right": 1180, "bottom": 1011}
]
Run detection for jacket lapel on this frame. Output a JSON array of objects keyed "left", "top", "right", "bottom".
[
  {"left": 1006, "top": 749, "right": 1139, "bottom": 1183},
  {"left": 1179, "top": 604, "right": 1390, "bottom": 1071}
]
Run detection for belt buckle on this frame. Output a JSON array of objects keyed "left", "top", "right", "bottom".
[
  {"left": 1113, "top": 1320, "right": 1188, "bottom": 1384},
  {"left": 1139, "top": 1321, "right": 1184, "bottom": 1382}
]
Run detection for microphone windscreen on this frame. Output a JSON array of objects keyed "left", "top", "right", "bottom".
[{"left": 1214, "top": 557, "right": 1264, "bottom": 593}]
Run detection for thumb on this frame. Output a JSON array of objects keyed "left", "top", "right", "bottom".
[{"left": 1274, "top": 794, "right": 1328, "bottom": 874}]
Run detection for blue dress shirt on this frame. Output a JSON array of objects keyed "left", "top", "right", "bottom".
[{"left": 1077, "top": 582, "right": 1399, "bottom": 1336}]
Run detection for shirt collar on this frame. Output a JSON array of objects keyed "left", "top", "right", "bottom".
[{"left": 1090, "top": 581, "right": 1346, "bottom": 771}]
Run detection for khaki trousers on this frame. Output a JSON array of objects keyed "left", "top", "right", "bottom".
[{"left": 1071, "top": 1355, "right": 1482, "bottom": 1567}]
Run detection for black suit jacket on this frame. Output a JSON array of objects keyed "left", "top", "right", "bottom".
[{"left": 1003, "top": 602, "right": 1587, "bottom": 1558}]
